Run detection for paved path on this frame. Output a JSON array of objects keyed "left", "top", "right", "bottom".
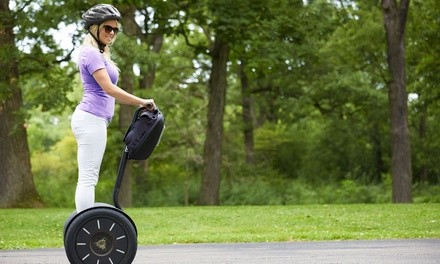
[{"left": 1, "top": 239, "right": 439, "bottom": 264}]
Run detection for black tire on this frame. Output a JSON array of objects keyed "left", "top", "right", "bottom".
[{"left": 64, "top": 207, "right": 137, "bottom": 264}]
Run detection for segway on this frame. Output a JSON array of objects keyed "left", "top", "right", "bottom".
[{"left": 64, "top": 106, "right": 165, "bottom": 264}]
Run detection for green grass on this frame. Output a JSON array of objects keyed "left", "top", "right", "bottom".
[{"left": 0, "top": 204, "right": 439, "bottom": 250}]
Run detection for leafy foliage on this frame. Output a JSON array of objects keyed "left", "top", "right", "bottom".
[{"left": 12, "top": 0, "right": 440, "bottom": 206}]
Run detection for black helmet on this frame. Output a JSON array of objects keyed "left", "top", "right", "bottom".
[{"left": 82, "top": 4, "right": 121, "bottom": 30}]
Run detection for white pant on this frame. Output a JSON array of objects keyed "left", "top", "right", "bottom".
[{"left": 71, "top": 109, "right": 109, "bottom": 213}]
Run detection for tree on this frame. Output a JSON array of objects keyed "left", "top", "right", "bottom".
[
  {"left": 199, "top": 37, "right": 229, "bottom": 205},
  {"left": 381, "top": 0, "right": 412, "bottom": 202},
  {"left": 197, "top": 0, "right": 271, "bottom": 205},
  {"left": 0, "top": 0, "right": 42, "bottom": 207},
  {"left": 114, "top": 4, "right": 140, "bottom": 208},
  {"left": 406, "top": 0, "right": 440, "bottom": 184},
  {"left": 112, "top": 1, "right": 182, "bottom": 206},
  {"left": 1, "top": 0, "right": 82, "bottom": 207},
  {"left": 239, "top": 58, "right": 255, "bottom": 164}
]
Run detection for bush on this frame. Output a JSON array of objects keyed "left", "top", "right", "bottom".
[
  {"left": 32, "top": 134, "right": 77, "bottom": 207},
  {"left": 413, "top": 183, "right": 440, "bottom": 203}
]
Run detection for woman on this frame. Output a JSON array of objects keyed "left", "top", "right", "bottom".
[{"left": 71, "top": 4, "right": 155, "bottom": 213}]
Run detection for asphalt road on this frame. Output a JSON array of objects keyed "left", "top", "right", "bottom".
[{"left": 1, "top": 239, "right": 439, "bottom": 264}]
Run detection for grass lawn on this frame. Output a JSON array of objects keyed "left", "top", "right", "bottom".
[{"left": 0, "top": 204, "right": 439, "bottom": 250}]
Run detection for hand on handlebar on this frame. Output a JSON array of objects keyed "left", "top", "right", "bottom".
[{"left": 143, "top": 99, "right": 156, "bottom": 111}]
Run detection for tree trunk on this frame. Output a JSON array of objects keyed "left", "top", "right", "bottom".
[
  {"left": 199, "top": 38, "right": 229, "bottom": 205},
  {"left": 0, "top": 0, "right": 43, "bottom": 208},
  {"left": 139, "top": 32, "right": 163, "bottom": 89},
  {"left": 239, "top": 59, "right": 255, "bottom": 164},
  {"left": 418, "top": 103, "right": 428, "bottom": 182},
  {"left": 381, "top": 0, "right": 412, "bottom": 203},
  {"left": 116, "top": 4, "right": 139, "bottom": 207},
  {"left": 116, "top": 4, "right": 165, "bottom": 206},
  {"left": 137, "top": 21, "right": 164, "bottom": 200},
  {"left": 118, "top": 103, "right": 133, "bottom": 207}
]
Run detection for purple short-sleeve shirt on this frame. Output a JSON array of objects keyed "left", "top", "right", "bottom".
[{"left": 77, "top": 46, "right": 119, "bottom": 122}]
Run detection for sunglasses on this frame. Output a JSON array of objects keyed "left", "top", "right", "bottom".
[{"left": 102, "top": 25, "right": 119, "bottom": 34}]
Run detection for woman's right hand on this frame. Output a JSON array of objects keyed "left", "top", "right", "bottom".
[{"left": 142, "top": 99, "right": 156, "bottom": 111}]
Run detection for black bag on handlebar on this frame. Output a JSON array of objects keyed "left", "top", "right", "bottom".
[{"left": 123, "top": 107, "right": 165, "bottom": 160}]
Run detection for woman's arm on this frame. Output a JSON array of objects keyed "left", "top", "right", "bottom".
[{"left": 93, "top": 68, "right": 155, "bottom": 108}]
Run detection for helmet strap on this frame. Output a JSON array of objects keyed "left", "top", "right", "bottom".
[{"left": 89, "top": 25, "right": 106, "bottom": 53}]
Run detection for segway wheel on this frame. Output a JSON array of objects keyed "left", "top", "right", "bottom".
[{"left": 64, "top": 207, "right": 137, "bottom": 264}]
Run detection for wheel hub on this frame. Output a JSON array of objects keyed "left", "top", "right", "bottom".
[{"left": 91, "top": 233, "right": 113, "bottom": 255}]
